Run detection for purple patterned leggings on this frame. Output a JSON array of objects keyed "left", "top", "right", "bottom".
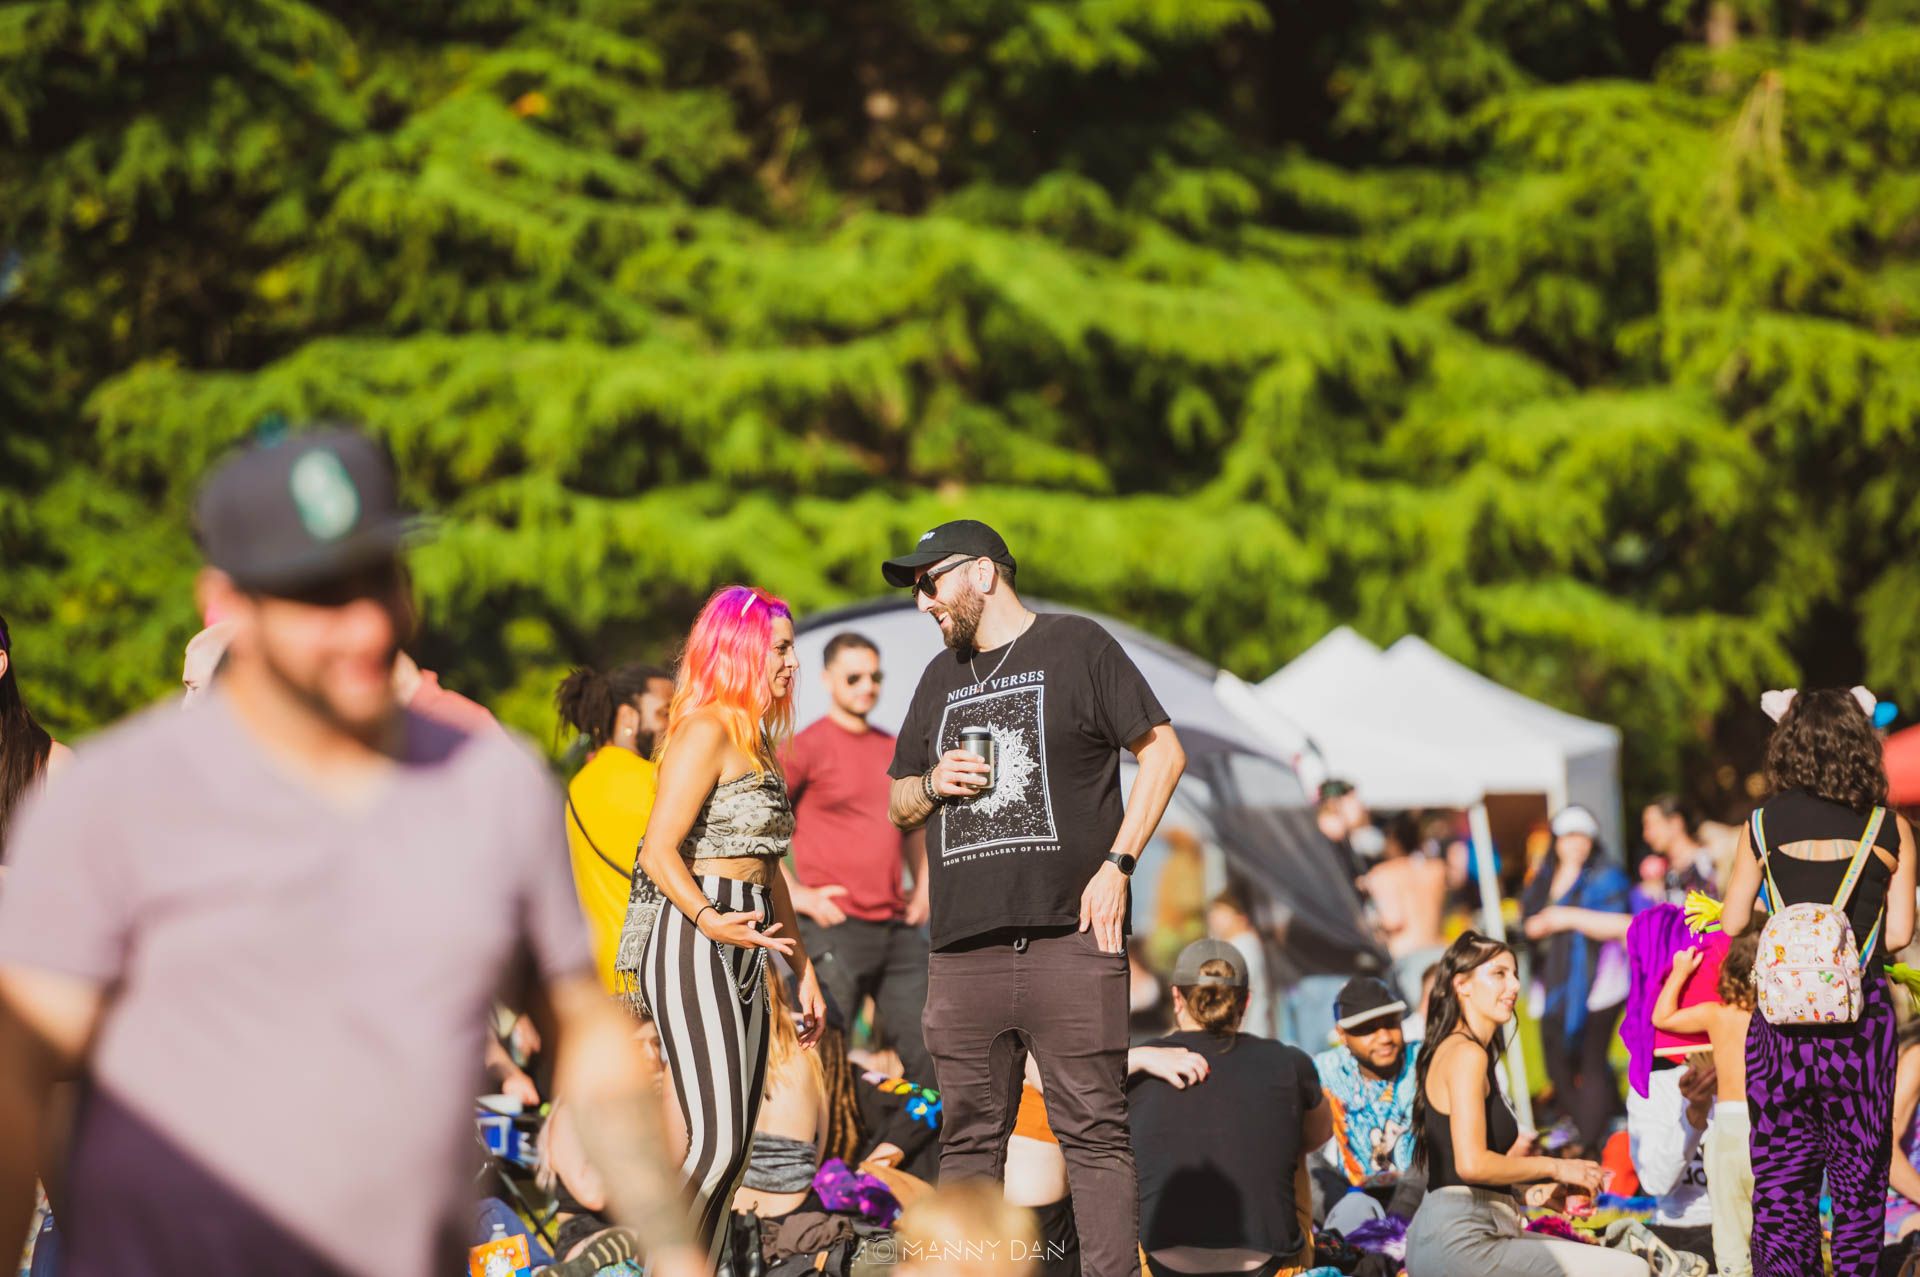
[{"left": 1746, "top": 972, "right": 1896, "bottom": 1277}]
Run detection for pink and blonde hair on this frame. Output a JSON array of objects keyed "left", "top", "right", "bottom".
[{"left": 657, "top": 584, "right": 794, "bottom": 772}]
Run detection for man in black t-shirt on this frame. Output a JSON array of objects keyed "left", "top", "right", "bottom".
[{"left": 881, "top": 519, "right": 1188, "bottom": 1277}]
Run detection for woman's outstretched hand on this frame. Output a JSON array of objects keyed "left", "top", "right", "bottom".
[{"left": 697, "top": 908, "right": 797, "bottom": 957}]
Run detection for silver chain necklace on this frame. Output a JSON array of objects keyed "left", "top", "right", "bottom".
[{"left": 969, "top": 611, "right": 1035, "bottom": 689}]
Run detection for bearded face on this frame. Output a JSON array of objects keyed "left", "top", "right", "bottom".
[{"left": 935, "top": 576, "right": 986, "bottom": 654}]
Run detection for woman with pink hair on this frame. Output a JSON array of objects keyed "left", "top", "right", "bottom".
[{"left": 615, "top": 584, "right": 826, "bottom": 1257}]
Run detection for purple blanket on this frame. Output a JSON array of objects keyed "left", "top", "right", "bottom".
[{"left": 813, "top": 1158, "right": 901, "bottom": 1227}]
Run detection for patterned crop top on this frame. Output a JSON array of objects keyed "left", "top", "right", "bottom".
[{"left": 680, "top": 769, "right": 794, "bottom": 862}]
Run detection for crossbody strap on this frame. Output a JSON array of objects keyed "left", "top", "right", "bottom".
[{"left": 567, "top": 795, "right": 634, "bottom": 882}]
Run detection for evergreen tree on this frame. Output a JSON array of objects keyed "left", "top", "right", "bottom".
[{"left": 5, "top": 0, "right": 1916, "bottom": 805}]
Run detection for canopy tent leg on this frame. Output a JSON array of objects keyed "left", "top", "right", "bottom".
[{"left": 1469, "top": 801, "right": 1534, "bottom": 1131}]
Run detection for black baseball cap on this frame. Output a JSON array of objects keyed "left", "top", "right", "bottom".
[
  {"left": 195, "top": 427, "right": 415, "bottom": 595},
  {"left": 881, "top": 519, "right": 1017, "bottom": 588},
  {"left": 1333, "top": 976, "right": 1407, "bottom": 1032}
]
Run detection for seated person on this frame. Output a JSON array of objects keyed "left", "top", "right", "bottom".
[
  {"left": 1006, "top": 1058, "right": 1078, "bottom": 1277},
  {"left": 1130, "top": 939, "right": 1330, "bottom": 1277},
  {"left": 541, "top": 1104, "right": 646, "bottom": 1268},
  {"left": 1311, "top": 976, "right": 1421, "bottom": 1229},
  {"left": 1010, "top": 1039, "right": 1212, "bottom": 1277},
  {"left": 538, "top": 1016, "right": 666, "bottom": 1267},
  {"left": 735, "top": 975, "right": 830, "bottom": 1225},
  {"left": 736, "top": 975, "right": 937, "bottom": 1262},
  {"left": 851, "top": 1052, "right": 943, "bottom": 1182},
  {"left": 1405, "top": 932, "right": 1645, "bottom": 1277}
]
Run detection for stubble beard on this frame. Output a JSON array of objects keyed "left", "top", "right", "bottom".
[
  {"left": 941, "top": 584, "right": 985, "bottom": 655},
  {"left": 258, "top": 638, "right": 396, "bottom": 746},
  {"left": 1359, "top": 1044, "right": 1405, "bottom": 1082}
]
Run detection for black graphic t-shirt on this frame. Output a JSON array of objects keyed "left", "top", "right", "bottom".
[{"left": 889, "top": 613, "right": 1169, "bottom": 950}]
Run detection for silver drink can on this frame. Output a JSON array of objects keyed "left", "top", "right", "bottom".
[{"left": 958, "top": 725, "right": 996, "bottom": 794}]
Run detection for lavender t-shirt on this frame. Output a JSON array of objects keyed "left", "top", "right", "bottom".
[{"left": 0, "top": 692, "right": 591, "bottom": 1276}]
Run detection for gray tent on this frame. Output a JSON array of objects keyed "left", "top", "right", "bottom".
[{"left": 792, "top": 597, "right": 1385, "bottom": 990}]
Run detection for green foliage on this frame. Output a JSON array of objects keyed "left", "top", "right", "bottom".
[{"left": 6, "top": 0, "right": 1918, "bottom": 812}]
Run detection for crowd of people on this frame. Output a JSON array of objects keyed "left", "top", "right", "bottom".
[{"left": 3, "top": 424, "right": 1920, "bottom": 1277}]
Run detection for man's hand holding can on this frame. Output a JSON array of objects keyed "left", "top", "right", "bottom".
[{"left": 930, "top": 748, "right": 992, "bottom": 800}]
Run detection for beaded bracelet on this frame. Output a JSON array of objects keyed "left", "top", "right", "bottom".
[{"left": 921, "top": 770, "right": 941, "bottom": 806}]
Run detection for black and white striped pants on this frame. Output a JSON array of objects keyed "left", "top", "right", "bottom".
[{"left": 640, "top": 874, "right": 772, "bottom": 1258}]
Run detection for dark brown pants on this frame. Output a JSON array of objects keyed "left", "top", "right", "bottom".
[{"left": 922, "top": 927, "right": 1136, "bottom": 1277}]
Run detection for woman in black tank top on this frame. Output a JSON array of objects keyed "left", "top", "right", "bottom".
[
  {"left": 1718, "top": 688, "right": 1918, "bottom": 1277},
  {"left": 1404, "top": 933, "right": 1646, "bottom": 1276}
]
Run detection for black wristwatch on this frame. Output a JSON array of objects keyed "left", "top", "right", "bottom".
[{"left": 1105, "top": 851, "right": 1137, "bottom": 876}]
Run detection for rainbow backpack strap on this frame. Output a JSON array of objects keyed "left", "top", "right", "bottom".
[
  {"left": 1752, "top": 808, "right": 1778, "bottom": 914},
  {"left": 1835, "top": 806, "right": 1888, "bottom": 963}
]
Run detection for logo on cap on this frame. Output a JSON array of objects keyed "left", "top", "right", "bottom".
[
  {"left": 289, "top": 450, "right": 362, "bottom": 541},
  {"left": 918, "top": 529, "right": 936, "bottom": 544}
]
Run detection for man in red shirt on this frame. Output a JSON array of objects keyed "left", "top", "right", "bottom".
[{"left": 782, "top": 632, "right": 932, "bottom": 1082}]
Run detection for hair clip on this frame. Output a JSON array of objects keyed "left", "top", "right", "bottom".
[{"left": 739, "top": 591, "right": 758, "bottom": 618}]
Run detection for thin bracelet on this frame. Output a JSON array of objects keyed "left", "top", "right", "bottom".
[{"left": 693, "top": 904, "right": 717, "bottom": 931}]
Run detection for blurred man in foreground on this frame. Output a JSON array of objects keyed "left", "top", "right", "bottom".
[{"left": 0, "top": 428, "right": 697, "bottom": 1277}]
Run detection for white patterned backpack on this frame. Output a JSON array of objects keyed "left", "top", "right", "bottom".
[{"left": 1751, "top": 805, "right": 1886, "bottom": 1027}]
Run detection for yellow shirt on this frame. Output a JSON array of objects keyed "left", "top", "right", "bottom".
[{"left": 565, "top": 747, "right": 659, "bottom": 994}]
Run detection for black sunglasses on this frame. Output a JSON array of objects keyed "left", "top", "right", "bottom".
[
  {"left": 912, "top": 557, "right": 978, "bottom": 599},
  {"left": 844, "top": 671, "right": 884, "bottom": 687}
]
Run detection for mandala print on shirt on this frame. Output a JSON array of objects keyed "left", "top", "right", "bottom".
[
  {"left": 970, "top": 723, "right": 1037, "bottom": 819},
  {"left": 936, "top": 683, "right": 1057, "bottom": 857}
]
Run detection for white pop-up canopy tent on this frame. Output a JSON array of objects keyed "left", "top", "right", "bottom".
[
  {"left": 1254, "top": 627, "right": 1624, "bottom": 850},
  {"left": 1250, "top": 629, "right": 1489, "bottom": 809},
  {"left": 1381, "top": 636, "right": 1624, "bottom": 851}
]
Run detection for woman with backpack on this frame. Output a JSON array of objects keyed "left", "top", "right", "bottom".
[{"left": 1720, "top": 686, "right": 1918, "bottom": 1277}]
